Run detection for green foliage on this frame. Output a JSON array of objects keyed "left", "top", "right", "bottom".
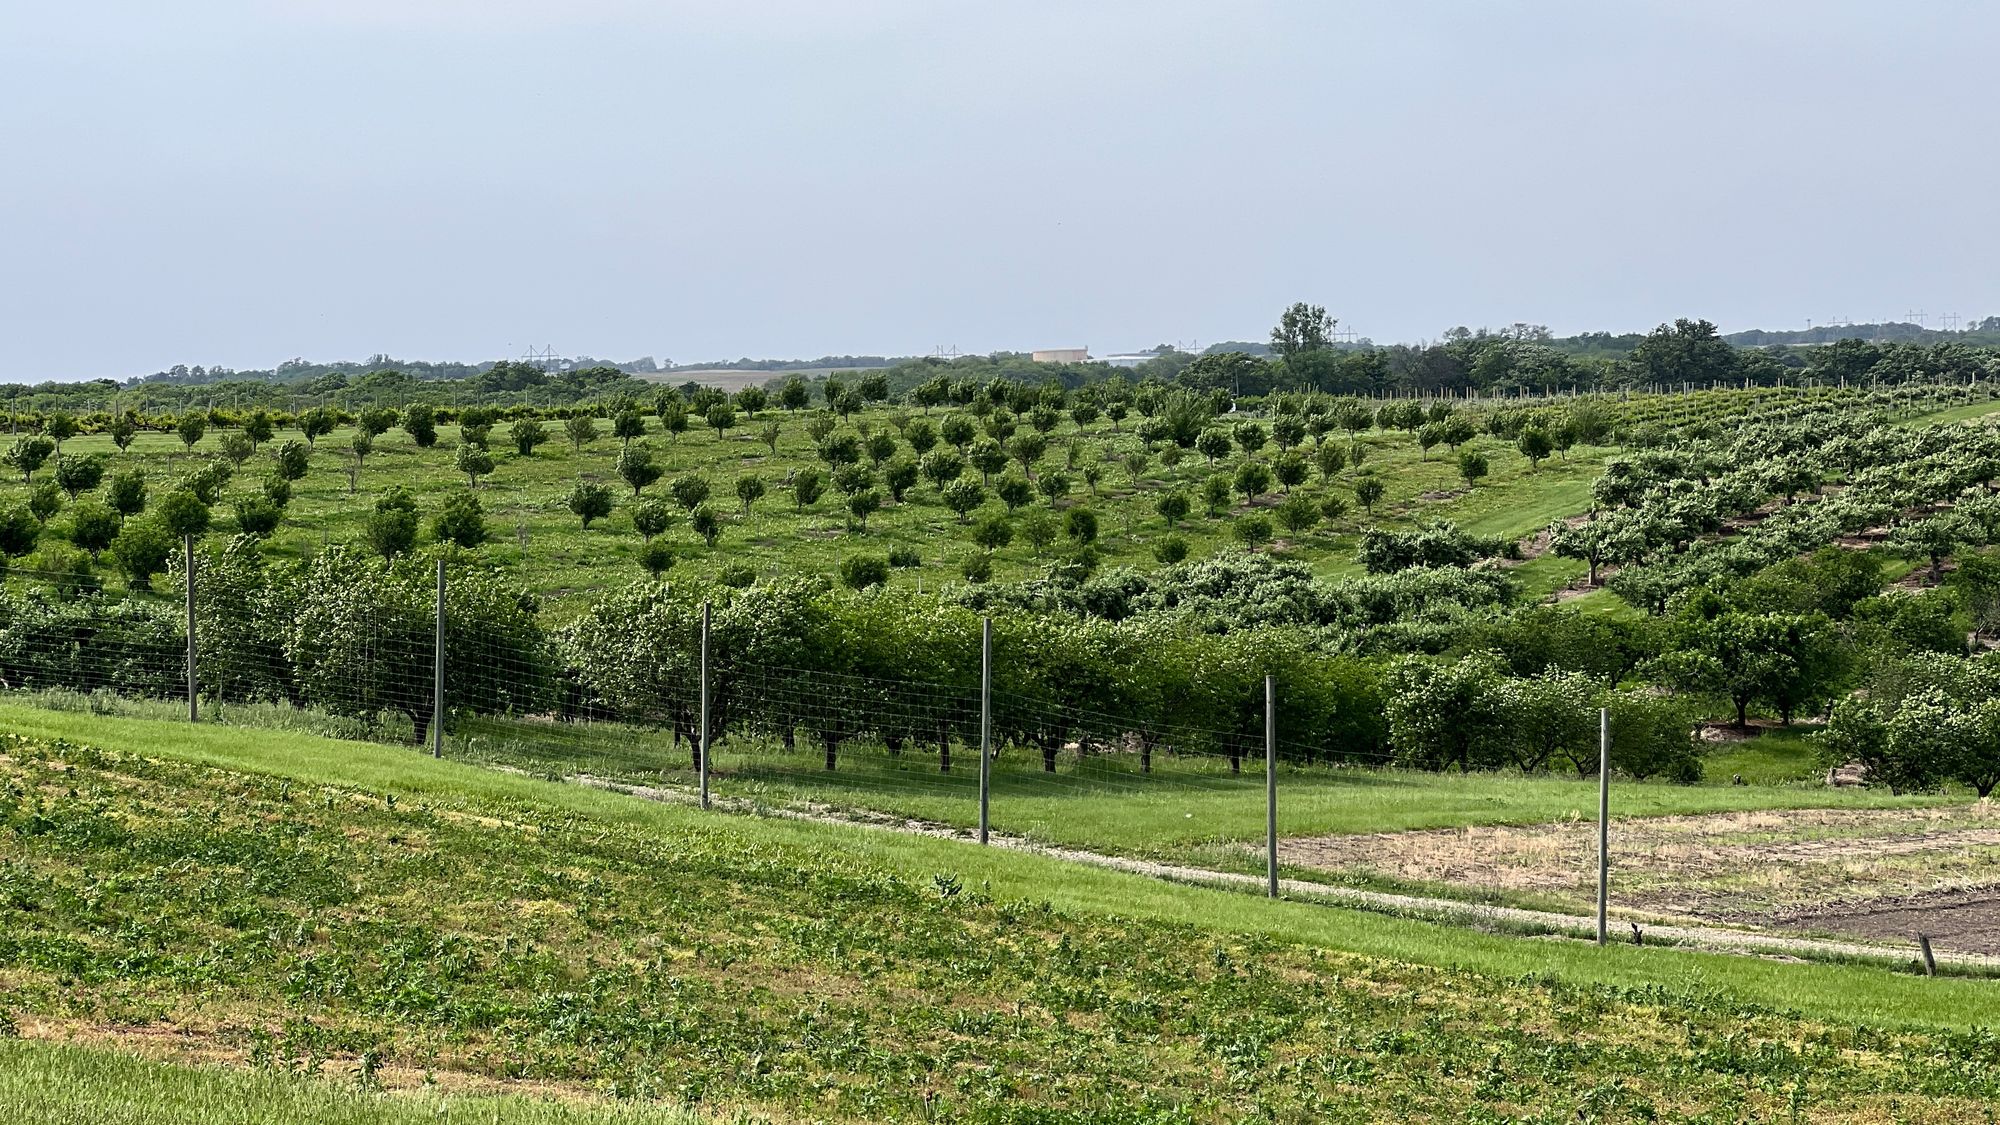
[
  {"left": 231, "top": 495, "right": 282, "bottom": 538},
  {"left": 433, "top": 490, "right": 489, "bottom": 549},
  {"left": 567, "top": 481, "right": 614, "bottom": 529},
  {"left": 839, "top": 554, "right": 890, "bottom": 590},
  {"left": 154, "top": 490, "right": 210, "bottom": 539}
]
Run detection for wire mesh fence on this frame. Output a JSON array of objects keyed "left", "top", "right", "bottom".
[{"left": 0, "top": 544, "right": 1976, "bottom": 964}]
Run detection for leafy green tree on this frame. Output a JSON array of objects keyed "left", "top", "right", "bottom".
[
  {"left": 263, "top": 474, "right": 291, "bottom": 508},
  {"left": 53, "top": 453, "right": 105, "bottom": 499},
  {"left": 735, "top": 474, "right": 766, "bottom": 513},
  {"left": 1037, "top": 471, "right": 1072, "bottom": 505},
  {"left": 564, "top": 413, "right": 599, "bottom": 452},
  {"left": 26, "top": 482, "right": 61, "bottom": 524},
  {"left": 357, "top": 407, "right": 397, "bottom": 438},
  {"left": 1232, "top": 459, "right": 1272, "bottom": 501},
  {"left": 832, "top": 463, "right": 875, "bottom": 496},
  {"left": 1313, "top": 442, "right": 1347, "bottom": 482},
  {"left": 106, "top": 470, "right": 146, "bottom": 517},
  {"left": 175, "top": 413, "right": 208, "bottom": 450},
  {"left": 1386, "top": 653, "right": 1509, "bottom": 771},
  {"left": 817, "top": 433, "right": 861, "bottom": 468},
  {"left": 1064, "top": 508, "right": 1098, "bottom": 545},
  {"left": 792, "top": 468, "right": 826, "bottom": 511},
  {"left": 847, "top": 488, "right": 883, "bottom": 530},
  {"left": 1271, "top": 451, "right": 1308, "bottom": 493},
  {"left": 778, "top": 378, "right": 810, "bottom": 411},
  {"left": 299, "top": 406, "right": 337, "bottom": 448},
  {"left": 110, "top": 518, "right": 170, "bottom": 588},
  {"left": 882, "top": 459, "right": 918, "bottom": 503},
  {"left": 1275, "top": 493, "right": 1320, "bottom": 536},
  {"left": 613, "top": 409, "right": 648, "bottom": 446},
  {"left": 839, "top": 554, "right": 890, "bottom": 590},
  {"left": 232, "top": 495, "right": 282, "bottom": 538},
  {"left": 221, "top": 432, "right": 255, "bottom": 467},
  {"left": 919, "top": 448, "right": 964, "bottom": 490},
  {"left": 433, "top": 490, "right": 488, "bottom": 549},
  {"left": 1270, "top": 301, "right": 1334, "bottom": 361},
  {"left": 940, "top": 414, "right": 976, "bottom": 451},
  {"left": 630, "top": 497, "right": 675, "bottom": 540},
  {"left": 67, "top": 498, "right": 120, "bottom": 559},
  {"left": 154, "top": 489, "right": 210, "bottom": 539},
  {"left": 1195, "top": 428, "right": 1232, "bottom": 466},
  {"left": 969, "top": 440, "right": 1009, "bottom": 485},
  {"left": 446, "top": 442, "right": 491, "bottom": 489},
  {"left": 108, "top": 414, "right": 138, "bottom": 451},
  {"left": 1156, "top": 490, "right": 1190, "bottom": 526},
  {"left": 613, "top": 445, "right": 662, "bottom": 497},
  {"left": 1516, "top": 426, "right": 1553, "bottom": 469},
  {"left": 0, "top": 503, "right": 39, "bottom": 559},
  {"left": 1354, "top": 475, "right": 1385, "bottom": 513},
  {"left": 271, "top": 439, "right": 311, "bottom": 482},
  {"left": 1232, "top": 513, "right": 1273, "bottom": 546},
  {"left": 1318, "top": 493, "right": 1349, "bottom": 523},
  {"left": 865, "top": 432, "right": 898, "bottom": 466},
  {"left": 669, "top": 474, "right": 711, "bottom": 511},
  {"left": 1153, "top": 534, "right": 1189, "bottom": 564},
  {"left": 735, "top": 386, "right": 767, "bottom": 415},
  {"left": 1009, "top": 432, "right": 1048, "bottom": 478},
  {"left": 180, "top": 459, "right": 231, "bottom": 505},
  {"left": 6, "top": 436, "right": 54, "bottom": 483},
  {"left": 568, "top": 481, "right": 615, "bottom": 529},
  {"left": 364, "top": 486, "right": 421, "bottom": 558},
  {"left": 690, "top": 504, "right": 722, "bottom": 547},
  {"left": 639, "top": 538, "right": 676, "bottom": 577},
  {"left": 1496, "top": 670, "right": 1599, "bottom": 772},
  {"left": 243, "top": 410, "right": 276, "bottom": 448},
  {"left": 1233, "top": 421, "right": 1268, "bottom": 456},
  {"left": 1889, "top": 512, "right": 1984, "bottom": 584},
  {"left": 511, "top": 419, "right": 549, "bottom": 456},
  {"left": 401, "top": 404, "right": 437, "bottom": 448},
  {"left": 705, "top": 404, "right": 737, "bottom": 437},
  {"left": 1653, "top": 605, "right": 1846, "bottom": 727},
  {"left": 1457, "top": 449, "right": 1489, "bottom": 488},
  {"left": 1021, "top": 510, "right": 1058, "bottom": 556},
  {"left": 941, "top": 478, "right": 986, "bottom": 523},
  {"left": 1201, "top": 473, "right": 1233, "bottom": 517},
  {"left": 972, "top": 513, "right": 1013, "bottom": 553}
]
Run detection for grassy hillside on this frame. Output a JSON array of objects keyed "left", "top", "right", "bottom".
[
  {"left": 4, "top": 708, "right": 2000, "bottom": 1123},
  {"left": 8, "top": 408, "right": 1605, "bottom": 616}
]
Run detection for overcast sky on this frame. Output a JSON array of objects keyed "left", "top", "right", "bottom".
[{"left": 3, "top": 1, "right": 1993, "bottom": 380}]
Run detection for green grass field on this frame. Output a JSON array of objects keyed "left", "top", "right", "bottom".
[{"left": 6, "top": 707, "right": 2000, "bottom": 1122}]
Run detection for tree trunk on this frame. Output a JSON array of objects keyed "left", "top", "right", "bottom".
[
  {"left": 824, "top": 736, "right": 839, "bottom": 771},
  {"left": 1041, "top": 740, "right": 1058, "bottom": 773},
  {"left": 1735, "top": 697, "right": 1750, "bottom": 728}
]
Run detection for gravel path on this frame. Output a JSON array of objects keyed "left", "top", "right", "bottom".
[{"left": 561, "top": 772, "right": 2000, "bottom": 971}]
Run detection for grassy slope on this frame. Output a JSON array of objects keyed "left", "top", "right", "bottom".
[
  {"left": 0, "top": 702, "right": 1992, "bottom": 1040},
  {"left": 0, "top": 1040, "right": 713, "bottom": 1125}
]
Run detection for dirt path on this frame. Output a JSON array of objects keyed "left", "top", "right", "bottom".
[{"left": 557, "top": 772, "right": 2000, "bottom": 971}]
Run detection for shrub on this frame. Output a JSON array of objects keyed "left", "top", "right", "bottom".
[{"left": 840, "top": 554, "right": 891, "bottom": 590}]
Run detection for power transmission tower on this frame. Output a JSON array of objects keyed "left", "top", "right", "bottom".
[
  {"left": 521, "top": 345, "right": 566, "bottom": 373},
  {"left": 1906, "top": 310, "right": 1929, "bottom": 328}
]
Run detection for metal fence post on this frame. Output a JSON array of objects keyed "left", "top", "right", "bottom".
[
  {"left": 1596, "top": 706, "right": 1609, "bottom": 946},
  {"left": 183, "top": 535, "right": 197, "bottom": 722},
  {"left": 979, "top": 616, "right": 992, "bottom": 846},
  {"left": 1265, "top": 673, "right": 1278, "bottom": 899},
  {"left": 432, "top": 559, "right": 444, "bottom": 758},
  {"left": 699, "top": 600, "right": 711, "bottom": 810}
]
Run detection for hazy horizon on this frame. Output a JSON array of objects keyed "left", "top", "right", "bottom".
[{"left": 6, "top": 1, "right": 1995, "bottom": 382}]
